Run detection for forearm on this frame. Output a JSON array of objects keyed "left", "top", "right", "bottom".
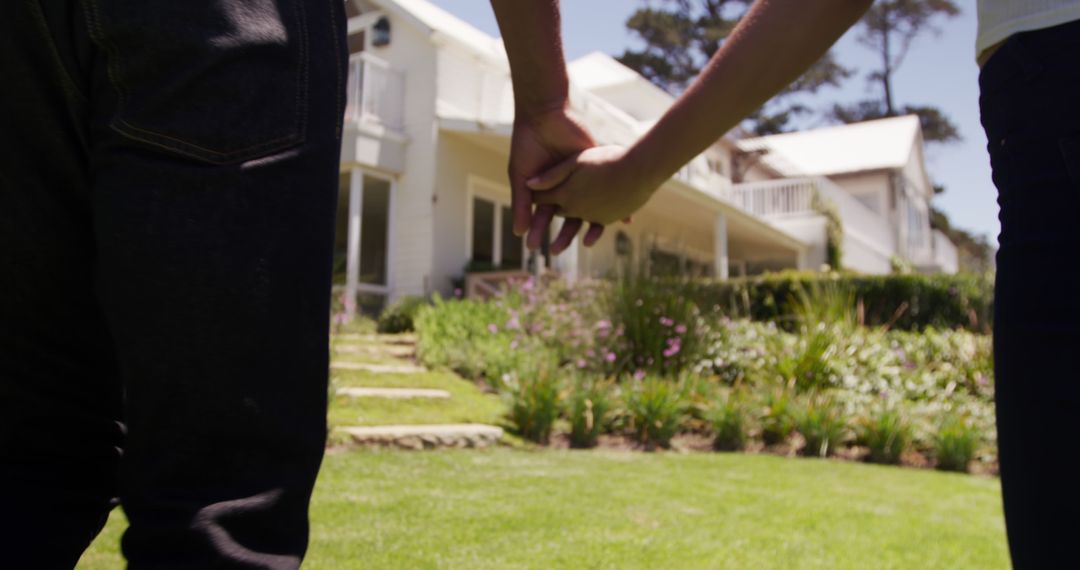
[
  {"left": 625, "top": 0, "right": 873, "bottom": 188},
  {"left": 490, "top": 0, "right": 570, "bottom": 116}
]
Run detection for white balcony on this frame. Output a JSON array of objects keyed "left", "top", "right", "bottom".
[
  {"left": 728, "top": 177, "right": 899, "bottom": 273},
  {"left": 345, "top": 53, "right": 405, "bottom": 132}
]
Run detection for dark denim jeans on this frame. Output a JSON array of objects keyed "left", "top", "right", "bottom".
[
  {"left": 980, "top": 18, "right": 1080, "bottom": 570},
  {"left": 1, "top": 0, "right": 346, "bottom": 567}
]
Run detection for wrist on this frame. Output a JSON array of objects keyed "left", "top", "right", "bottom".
[
  {"left": 514, "top": 96, "right": 571, "bottom": 126},
  {"left": 622, "top": 143, "right": 670, "bottom": 199}
]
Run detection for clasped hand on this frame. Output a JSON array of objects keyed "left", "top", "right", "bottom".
[{"left": 509, "top": 109, "right": 654, "bottom": 255}]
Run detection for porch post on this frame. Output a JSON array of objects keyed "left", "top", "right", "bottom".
[
  {"left": 714, "top": 212, "right": 729, "bottom": 280},
  {"left": 345, "top": 168, "right": 365, "bottom": 317},
  {"left": 563, "top": 237, "right": 580, "bottom": 283}
]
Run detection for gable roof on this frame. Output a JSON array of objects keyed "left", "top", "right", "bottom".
[
  {"left": 736, "top": 115, "right": 924, "bottom": 177},
  {"left": 373, "top": 0, "right": 507, "bottom": 64},
  {"left": 568, "top": 52, "right": 676, "bottom": 122}
]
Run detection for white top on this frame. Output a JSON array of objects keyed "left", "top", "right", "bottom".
[{"left": 977, "top": 0, "right": 1080, "bottom": 58}]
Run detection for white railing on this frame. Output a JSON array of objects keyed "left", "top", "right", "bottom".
[
  {"left": 345, "top": 53, "right": 405, "bottom": 131},
  {"left": 729, "top": 177, "right": 898, "bottom": 256},
  {"left": 726, "top": 178, "right": 816, "bottom": 218}
]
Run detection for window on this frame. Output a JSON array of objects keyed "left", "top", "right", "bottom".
[
  {"left": 471, "top": 198, "right": 495, "bottom": 265},
  {"left": 500, "top": 205, "right": 524, "bottom": 268},
  {"left": 470, "top": 190, "right": 525, "bottom": 271},
  {"left": 360, "top": 176, "right": 391, "bottom": 286}
]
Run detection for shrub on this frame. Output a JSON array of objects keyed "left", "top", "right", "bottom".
[
  {"left": 377, "top": 295, "right": 428, "bottom": 333},
  {"left": 933, "top": 414, "right": 980, "bottom": 472},
  {"left": 626, "top": 377, "right": 689, "bottom": 450},
  {"left": 858, "top": 407, "right": 912, "bottom": 465},
  {"left": 566, "top": 376, "right": 617, "bottom": 449},
  {"left": 413, "top": 295, "right": 513, "bottom": 380},
  {"left": 772, "top": 326, "right": 842, "bottom": 392},
  {"left": 712, "top": 392, "right": 748, "bottom": 452},
  {"left": 608, "top": 274, "right": 710, "bottom": 377},
  {"left": 794, "top": 394, "right": 848, "bottom": 457},
  {"left": 686, "top": 272, "right": 993, "bottom": 333},
  {"left": 760, "top": 387, "right": 796, "bottom": 446},
  {"left": 503, "top": 365, "right": 562, "bottom": 445}
]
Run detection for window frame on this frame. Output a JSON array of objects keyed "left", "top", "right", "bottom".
[{"left": 465, "top": 175, "right": 526, "bottom": 271}]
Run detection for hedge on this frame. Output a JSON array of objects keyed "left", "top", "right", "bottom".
[{"left": 685, "top": 272, "right": 993, "bottom": 333}]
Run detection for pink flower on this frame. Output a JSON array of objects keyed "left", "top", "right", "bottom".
[
  {"left": 659, "top": 317, "right": 674, "bottom": 327},
  {"left": 663, "top": 345, "right": 681, "bottom": 358},
  {"left": 510, "top": 339, "right": 520, "bottom": 350},
  {"left": 487, "top": 323, "right": 498, "bottom": 334},
  {"left": 633, "top": 369, "right": 647, "bottom": 381},
  {"left": 506, "top": 316, "right": 521, "bottom": 330},
  {"left": 577, "top": 359, "right": 588, "bottom": 369},
  {"left": 454, "top": 288, "right": 463, "bottom": 298},
  {"left": 675, "top": 324, "right": 687, "bottom": 334},
  {"left": 596, "top": 320, "right": 612, "bottom": 330},
  {"left": 605, "top": 352, "right": 617, "bottom": 363}
]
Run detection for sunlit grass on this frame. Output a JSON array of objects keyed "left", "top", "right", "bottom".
[{"left": 79, "top": 449, "right": 1007, "bottom": 569}]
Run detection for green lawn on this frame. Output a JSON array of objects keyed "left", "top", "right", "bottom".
[
  {"left": 78, "top": 449, "right": 1007, "bottom": 569},
  {"left": 328, "top": 368, "right": 505, "bottom": 429}
]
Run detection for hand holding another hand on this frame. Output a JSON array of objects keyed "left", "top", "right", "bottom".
[
  {"left": 508, "top": 107, "right": 605, "bottom": 255},
  {"left": 527, "top": 145, "right": 657, "bottom": 227}
]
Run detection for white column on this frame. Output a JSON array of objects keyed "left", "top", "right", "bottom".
[
  {"left": 562, "top": 237, "right": 580, "bottom": 283},
  {"left": 345, "top": 168, "right": 365, "bottom": 318},
  {"left": 714, "top": 212, "right": 729, "bottom": 280}
]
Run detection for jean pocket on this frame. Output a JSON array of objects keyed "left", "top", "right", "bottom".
[{"left": 84, "top": 0, "right": 308, "bottom": 164}]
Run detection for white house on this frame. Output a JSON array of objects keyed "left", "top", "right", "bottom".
[
  {"left": 336, "top": 0, "right": 956, "bottom": 311},
  {"left": 732, "top": 116, "right": 960, "bottom": 275}
]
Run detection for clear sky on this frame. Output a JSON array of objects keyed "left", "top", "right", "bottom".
[{"left": 427, "top": 1, "right": 998, "bottom": 243}]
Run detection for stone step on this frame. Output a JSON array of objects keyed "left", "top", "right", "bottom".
[
  {"left": 333, "top": 333, "right": 416, "bottom": 346},
  {"left": 331, "top": 362, "right": 427, "bottom": 374},
  {"left": 336, "top": 387, "right": 450, "bottom": 400},
  {"left": 334, "top": 344, "right": 415, "bottom": 358},
  {"left": 339, "top": 424, "right": 503, "bottom": 450}
]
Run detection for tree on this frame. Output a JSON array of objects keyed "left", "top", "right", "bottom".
[
  {"left": 830, "top": 0, "right": 961, "bottom": 143},
  {"left": 618, "top": 0, "right": 851, "bottom": 135}
]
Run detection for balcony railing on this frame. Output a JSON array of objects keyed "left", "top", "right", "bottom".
[
  {"left": 345, "top": 53, "right": 405, "bottom": 132},
  {"left": 728, "top": 176, "right": 897, "bottom": 257}
]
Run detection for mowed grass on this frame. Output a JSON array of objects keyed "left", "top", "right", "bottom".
[
  {"left": 79, "top": 449, "right": 1008, "bottom": 569},
  {"left": 328, "top": 368, "right": 505, "bottom": 428}
]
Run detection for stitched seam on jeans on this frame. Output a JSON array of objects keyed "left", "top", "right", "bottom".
[
  {"left": 80, "top": 0, "right": 309, "bottom": 161},
  {"left": 327, "top": 0, "right": 343, "bottom": 139},
  {"left": 295, "top": 0, "right": 310, "bottom": 149}
]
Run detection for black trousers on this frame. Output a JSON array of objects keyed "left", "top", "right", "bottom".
[
  {"left": 980, "top": 19, "right": 1080, "bottom": 570},
  {"left": 1, "top": 0, "right": 346, "bottom": 567}
]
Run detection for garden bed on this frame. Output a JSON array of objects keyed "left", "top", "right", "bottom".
[{"left": 413, "top": 276, "right": 997, "bottom": 475}]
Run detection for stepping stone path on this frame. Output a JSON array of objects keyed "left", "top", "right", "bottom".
[
  {"left": 331, "top": 333, "right": 503, "bottom": 450},
  {"left": 334, "top": 344, "right": 415, "bottom": 358},
  {"left": 341, "top": 424, "right": 504, "bottom": 450},
  {"left": 337, "top": 387, "right": 450, "bottom": 399},
  {"left": 331, "top": 362, "right": 427, "bottom": 374}
]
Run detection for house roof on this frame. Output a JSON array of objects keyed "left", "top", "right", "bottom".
[
  {"left": 735, "top": 115, "right": 923, "bottom": 177},
  {"left": 374, "top": 0, "right": 507, "bottom": 64},
  {"left": 568, "top": 52, "right": 676, "bottom": 122}
]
